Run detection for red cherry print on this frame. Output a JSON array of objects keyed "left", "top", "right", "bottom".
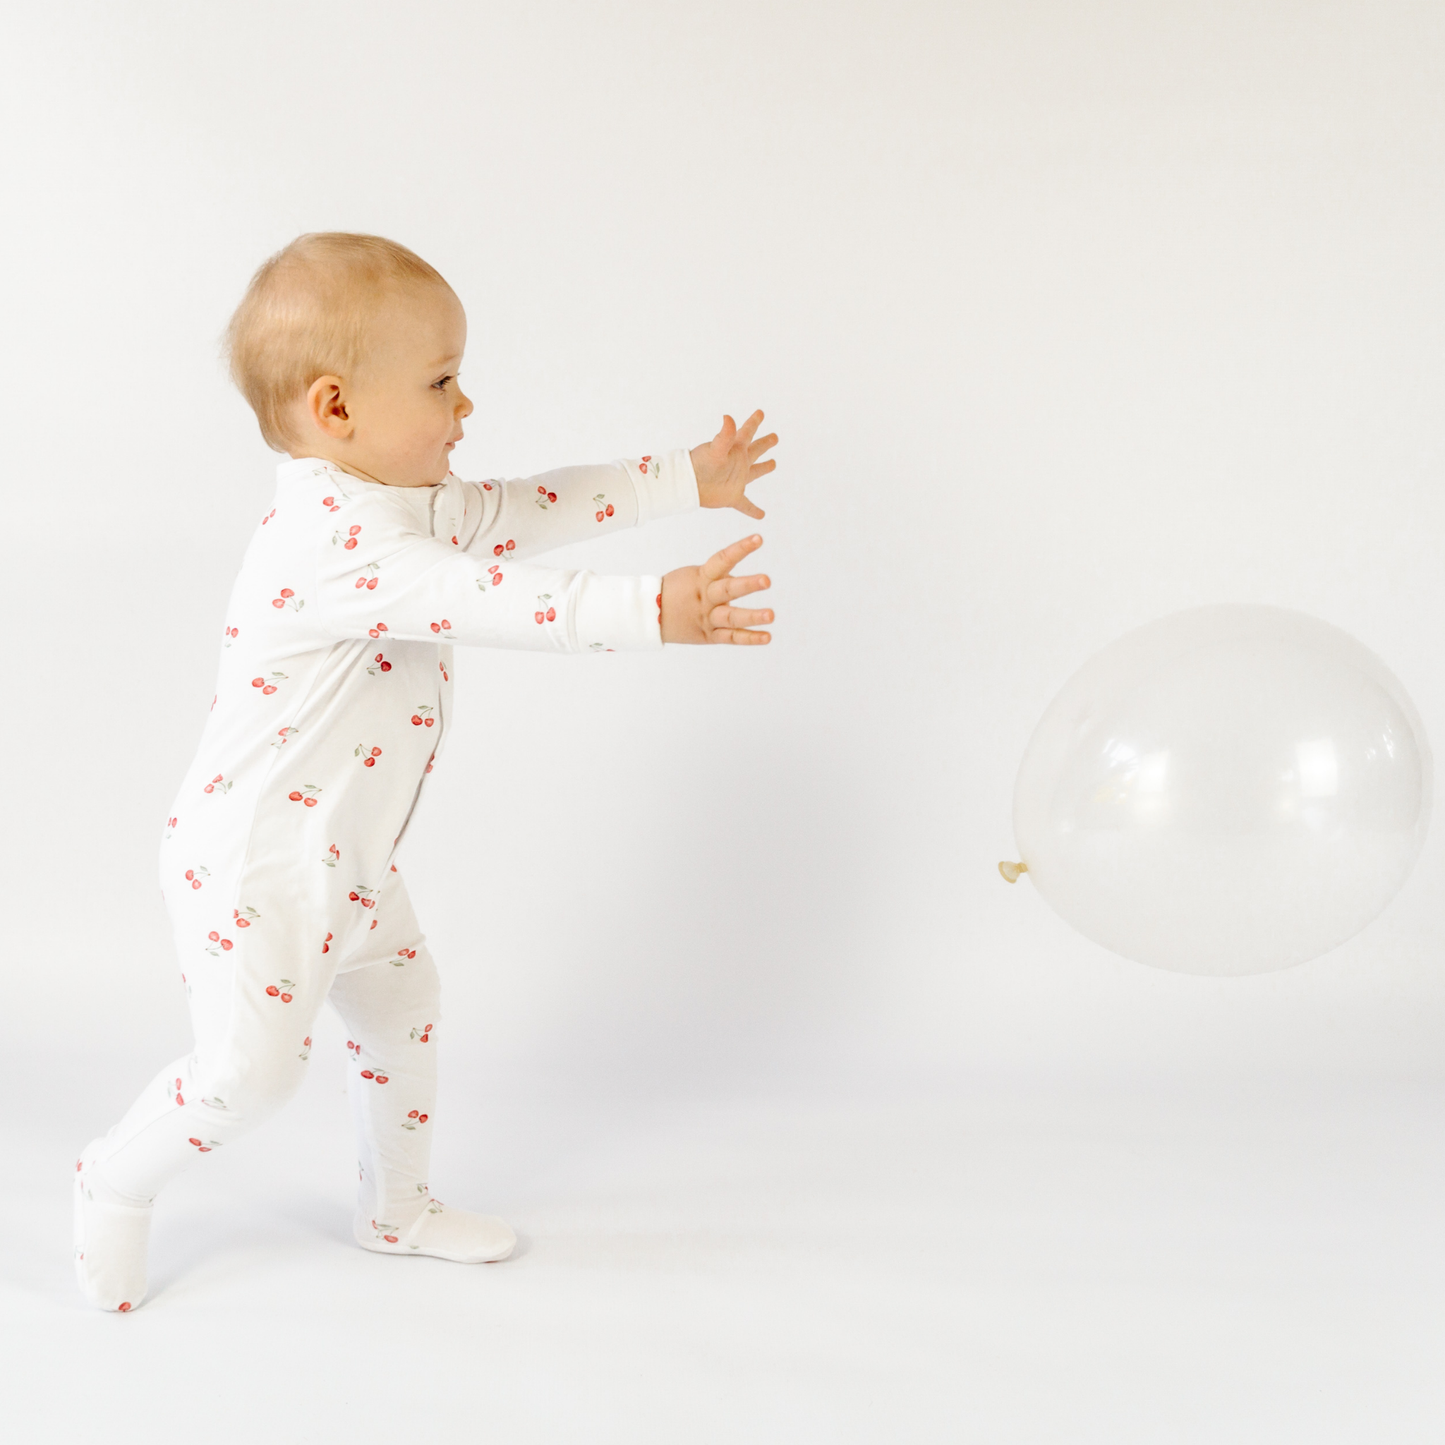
[
  {"left": 380, "top": 661, "right": 391, "bottom": 672},
  {"left": 419, "top": 1113, "right": 428, "bottom": 1122},
  {"left": 289, "top": 791, "right": 302, "bottom": 801},
  {"left": 252, "top": 678, "right": 263, "bottom": 688},
  {"left": 280, "top": 589, "right": 294, "bottom": 598},
  {"left": 411, "top": 715, "right": 422, "bottom": 725},
  {"left": 505, "top": 539, "right": 515, "bottom": 552},
  {"left": 262, "top": 685, "right": 277, "bottom": 695},
  {"left": 493, "top": 544, "right": 505, "bottom": 557},
  {"left": 441, "top": 619, "right": 451, "bottom": 629},
  {"left": 483, "top": 482, "right": 493, "bottom": 490},
  {"left": 371, "top": 747, "right": 381, "bottom": 756},
  {"left": 605, "top": 503, "right": 614, "bottom": 517},
  {"left": 596, "top": 511, "right": 604, "bottom": 522},
  {"left": 304, "top": 1037, "right": 312, "bottom": 1047},
  {"left": 420, "top": 1034, "right": 430, "bottom": 1043},
  {"left": 492, "top": 574, "right": 502, "bottom": 586},
  {"left": 361, "top": 1070, "right": 374, "bottom": 1079},
  {"left": 370, "top": 918, "right": 378, "bottom": 929},
  {"left": 199, "top": 1146, "right": 212, "bottom": 1153},
  {"left": 642, "top": 455, "right": 651, "bottom": 462},
  {"left": 547, "top": 491, "right": 557, "bottom": 502},
  {"left": 208, "top": 931, "right": 219, "bottom": 941},
  {"left": 118, "top": 1302, "right": 132, "bottom": 1312},
  {"left": 221, "top": 939, "right": 233, "bottom": 951},
  {"left": 384, "top": 1234, "right": 399, "bottom": 1243},
  {"left": 344, "top": 538, "right": 357, "bottom": 550},
  {"left": 203, "top": 785, "right": 214, "bottom": 793},
  {"left": 349, "top": 525, "right": 361, "bottom": 536},
  {"left": 430, "top": 622, "right": 441, "bottom": 633},
  {"left": 304, "top": 795, "right": 317, "bottom": 805},
  {"left": 424, "top": 717, "right": 434, "bottom": 726},
  {"left": 189, "top": 1138, "right": 202, "bottom": 1146},
  {"left": 366, "top": 577, "right": 377, "bottom": 589},
  {"left": 452, "top": 536, "right": 458, "bottom": 545},
  {"left": 191, "top": 879, "right": 201, "bottom": 890},
  {"left": 322, "top": 496, "right": 335, "bottom": 507},
  {"left": 376, "top": 1075, "right": 388, "bottom": 1084},
  {"left": 349, "top": 892, "right": 359, "bottom": 901},
  {"left": 537, "top": 485, "right": 546, "bottom": 494},
  {"left": 409, "top": 1110, "right": 419, "bottom": 1119},
  {"left": 546, "top": 607, "right": 556, "bottom": 622},
  {"left": 280, "top": 993, "right": 292, "bottom": 1003},
  {"left": 273, "top": 598, "right": 285, "bottom": 608},
  {"left": 175, "top": 1077, "right": 182, "bottom": 1089},
  {"left": 175, "top": 1093, "right": 184, "bottom": 1106},
  {"left": 266, "top": 986, "right": 279, "bottom": 996},
  {"left": 534, "top": 611, "right": 544, "bottom": 624},
  {"left": 363, "top": 757, "right": 375, "bottom": 767},
  {"left": 376, "top": 623, "right": 387, "bottom": 632},
  {"left": 185, "top": 870, "right": 195, "bottom": 881},
  {"left": 355, "top": 578, "right": 366, "bottom": 589}
]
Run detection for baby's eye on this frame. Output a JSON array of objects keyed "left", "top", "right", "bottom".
[{"left": 433, "top": 375, "right": 453, "bottom": 392}]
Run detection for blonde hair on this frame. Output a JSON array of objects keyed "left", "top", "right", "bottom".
[{"left": 225, "top": 232, "right": 452, "bottom": 451}]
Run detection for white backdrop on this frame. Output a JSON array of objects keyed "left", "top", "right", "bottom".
[{"left": 3, "top": 4, "right": 1445, "bottom": 1437}]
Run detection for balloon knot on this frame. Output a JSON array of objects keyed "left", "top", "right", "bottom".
[{"left": 998, "top": 861, "right": 1028, "bottom": 884}]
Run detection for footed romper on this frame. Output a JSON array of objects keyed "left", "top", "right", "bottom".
[{"left": 88, "top": 447, "right": 698, "bottom": 1229}]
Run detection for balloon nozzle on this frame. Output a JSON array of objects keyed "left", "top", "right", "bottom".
[{"left": 998, "top": 860, "right": 1028, "bottom": 884}]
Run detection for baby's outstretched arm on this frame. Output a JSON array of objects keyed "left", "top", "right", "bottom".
[{"left": 460, "top": 450, "right": 697, "bottom": 563}]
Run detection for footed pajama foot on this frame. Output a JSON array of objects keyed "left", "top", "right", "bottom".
[
  {"left": 356, "top": 1198, "right": 515, "bottom": 1263},
  {"left": 74, "top": 1141, "right": 152, "bottom": 1313}
]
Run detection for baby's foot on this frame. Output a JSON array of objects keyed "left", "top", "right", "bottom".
[
  {"left": 74, "top": 1142, "right": 152, "bottom": 1313},
  {"left": 356, "top": 1198, "right": 515, "bottom": 1264}
]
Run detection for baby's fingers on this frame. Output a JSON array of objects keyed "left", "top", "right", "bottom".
[
  {"left": 709, "top": 604, "right": 774, "bottom": 633},
  {"left": 700, "top": 534, "right": 764, "bottom": 583},
  {"left": 735, "top": 409, "right": 765, "bottom": 447},
  {"left": 746, "top": 431, "right": 779, "bottom": 462},
  {"left": 706, "top": 571, "right": 771, "bottom": 605},
  {"left": 712, "top": 626, "right": 772, "bottom": 646}
]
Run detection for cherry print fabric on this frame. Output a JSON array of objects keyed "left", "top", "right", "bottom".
[{"left": 86, "top": 450, "right": 698, "bottom": 1223}]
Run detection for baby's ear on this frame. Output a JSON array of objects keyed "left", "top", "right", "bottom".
[{"left": 305, "top": 375, "right": 353, "bottom": 438}]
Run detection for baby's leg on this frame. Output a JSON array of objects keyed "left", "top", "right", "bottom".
[
  {"left": 75, "top": 880, "right": 332, "bottom": 1311},
  {"left": 328, "top": 873, "right": 513, "bottom": 1264}
]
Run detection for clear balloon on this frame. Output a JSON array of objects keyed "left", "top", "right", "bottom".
[{"left": 1010, "top": 606, "right": 1432, "bottom": 976}]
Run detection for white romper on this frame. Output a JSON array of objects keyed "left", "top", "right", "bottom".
[{"left": 86, "top": 447, "right": 698, "bottom": 1243}]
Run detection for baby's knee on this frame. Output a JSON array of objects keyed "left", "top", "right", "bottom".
[{"left": 195, "top": 1053, "right": 308, "bottom": 1128}]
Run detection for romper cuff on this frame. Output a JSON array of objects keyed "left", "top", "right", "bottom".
[
  {"left": 630, "top": 448, "right": 699, "bottom": 525},
  {"left": 572, "top": 573, "right": 664, "bottom": 652}
]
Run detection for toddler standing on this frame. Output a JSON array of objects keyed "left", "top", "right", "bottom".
[{"left": 74, "top": 232, "right": 777, "bottom": 1312}]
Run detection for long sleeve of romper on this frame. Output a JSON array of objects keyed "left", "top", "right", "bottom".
[{"left": 312, "top": 449, "right": 698, "bottom": 654}]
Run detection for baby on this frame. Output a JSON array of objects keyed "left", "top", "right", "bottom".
[{"left": 74, "top": 232, "right": 777, "bottom": 1312}]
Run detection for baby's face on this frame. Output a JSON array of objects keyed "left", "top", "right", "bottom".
[{"left": 298, "top": 282, "right": 473, "bottom": 488}]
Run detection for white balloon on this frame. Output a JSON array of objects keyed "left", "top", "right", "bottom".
[{"left": 1011, "top": 606, "right": 1432, "bottom": 976}]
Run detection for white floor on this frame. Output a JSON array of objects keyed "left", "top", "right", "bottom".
[{"left": 7, "top": 1045, "right": 1445, "bottom": 1443}]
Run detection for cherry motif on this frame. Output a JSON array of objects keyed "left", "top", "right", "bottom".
[
  {"left": 439, "top": 661, "right": 449, "bottom": 681},
  {"left": 368, "top": 623, "right": 389, "bottom": 638},
  {"left": 492, "top": 539, "right": 517, "bottom": 558},
  {"left": 288, "top": 784, "right": 323, "bottom": 806},
  {"left": 639, "top": 454, "right": 652, "bottom": 475},
  {"left": 322, "top": 495, "right": 341, "bottom": 512},
  {"left": 272, "top": 588, "right": 303, "bottom": 612},
  {"left": 534, "top": 593, "right": 555, "bottom": 624},
  {"left": 410, "top": 706, "right": 434, "bottom": 727},
  {"left": 366, "top": 653, "right": 392, "bottom": 675},
  {"left": 265, "top": 979, "right": 295, "bottom": 1001},
  {"left": 262, "top": 508, "right": 276, "bottom": 524},
  {"left": 184, "top": 866, "right": 209, "bottom": 890},
  {"left": 233, "top": 906, "right": 259, "bottom": 928},
  {"left": 355, "top": 744, "right": 382, "bottom": 767},
  {"left": 323, "top": 931, "right": 334, "bottom": 953},
  {"left": 323, "top": 844, "right": 341, "bottom": 868}
]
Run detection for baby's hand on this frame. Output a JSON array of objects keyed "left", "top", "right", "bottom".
[
  {"left": 660, "top": 535, "right": 773, "bottom": 645},
  {"left": 690, "top": 410, "right": 778, "bottom": 519}
]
